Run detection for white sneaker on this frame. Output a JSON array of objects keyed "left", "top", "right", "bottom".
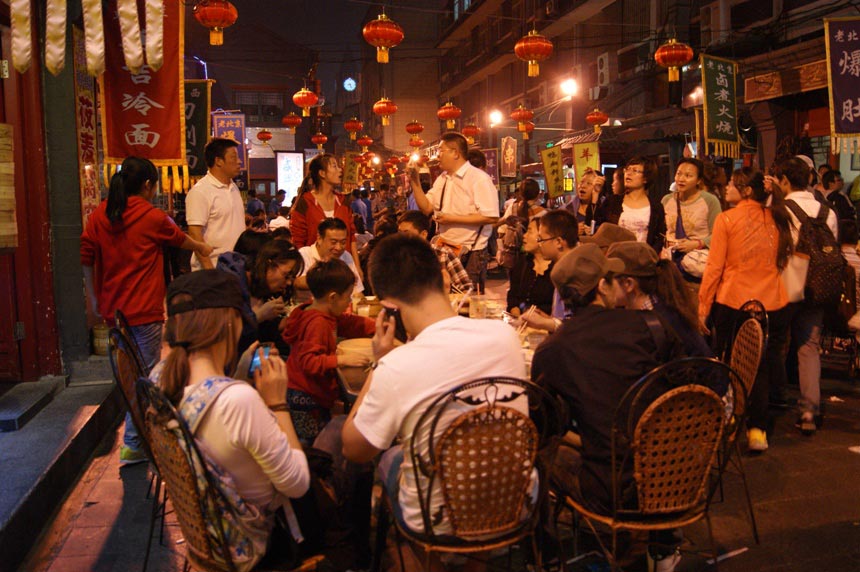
[{"left": 648, "top": 549, "right": 681, "bottom": 572}]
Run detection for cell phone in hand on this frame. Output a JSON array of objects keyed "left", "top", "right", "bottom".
[
  {"left": 383, "top": 306, "right": 408, "bottom": 343},
  {"left": 248, "top": 344, "right": 273, "bottom": 376}
]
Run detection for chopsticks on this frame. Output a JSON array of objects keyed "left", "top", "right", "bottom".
[
  {"left": 453, "top": 286, "right": 473, "bottom": 313},
  {"left": 517, "top": 305, "right": 536, "bottom": 336}
]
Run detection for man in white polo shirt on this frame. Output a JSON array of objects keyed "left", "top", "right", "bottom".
[
  {"left": 295, "top": 217, "right": 364, "bottom": 296},
  {"left": 186, "top": 138, "right": 245, "bottom": 269}
]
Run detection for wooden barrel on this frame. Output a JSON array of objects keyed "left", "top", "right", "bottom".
[{"left": 92, "top": 323, "right": 110, "bottom": 356}]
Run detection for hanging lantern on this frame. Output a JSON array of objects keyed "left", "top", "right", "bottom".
[
  {"left": 408, "top": 137, "right": 425, "bottom": 149},
  {"left": 357, "top": 135, "right": 373, "bottom": 153},
  {"left": 462, "top": 124, "right": 481, "bottom": 145},
  {"left": 193, "top": 0, "right": 238, "bottom": 46},
  {"left": 362, "top": 11, "right": 404, "bottom": 64},
  {"left": 281, "top": 112, "right": 302, "bottom": 134},
  {"left": 344, "top": 117, "right": 363, "bottom": 141},
  {"left": 406, "top": 120, "right": 424, "bottom": 144},
  {"left": 514, "top": 29, "right": 553, "bottom": 78},
  {"left": 585, "top": 108, "right": 609, "bottom": 134},
  {"left": 311, "top": 132, "right": 328, "bottom": 150},
  {"left": 293, "top": 87, "right": 319, "bottom": 117},
  {"left": 363, "top": 152, "right": 376, "bottom": 163},
  {"left": 373, "top": 97, "right": 398, "bottom": 126},
  {"left": 510, "top": 104, "right": 534, "bottom": 132},
  {"left": 522, "top": 121, "right": 535, "bottom": 141},
  {"left": 256, "top": 129, "right": 273, "bottom": 143},
  {"left": 418, "top": 155, "right": 429, "bottom": 166},
  {"left": 654, "top": 38, "right": 694, "bottom": 82},
  {"left": 437, "top": 102, "right": 461, "bottom": 130}
]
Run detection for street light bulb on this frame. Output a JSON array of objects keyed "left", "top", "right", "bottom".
[
  {"left": 410, "top": 153, "right": 419, "bottom": 162},
  {"left": 372, "top": 156, "right": 381, "bottom": 165},
  {"left": 561, "top": 78, "right": 578, "bottom": 98},
  {"left": 489, "top": 110, "right": 503, "bottom": 126}
]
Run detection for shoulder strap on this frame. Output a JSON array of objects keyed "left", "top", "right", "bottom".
[
  {"left": 640, "top": 310, "right": 669, "bottom": 361},
  {"left": 180, "top": 377, "right": 244, "bottom": 434},
  {"left": 815, "top": 202, "right": 831, "bottom": 223},
  {"left": 438, "top": 179, "right": 448, "bottom": 212},
  {"left": 784, "top": 199, "right": 808, "bottom": 223}
]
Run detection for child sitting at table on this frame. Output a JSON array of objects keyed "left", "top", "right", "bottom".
[{"left": 282, "top": 259, "right": 375, "bottom": 445}]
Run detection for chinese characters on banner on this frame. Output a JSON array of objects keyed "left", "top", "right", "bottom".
[
  {"left": 72, "top": 27, "right": 99, "bottom": 228},
  {"left": 500, "top": 136, "right": 517, "bottom": 178},
  {"left": 482, "top": 149, "right": 499, "bottom": 186},
  {"left": 343, "top": 152, "right": 361, "bottom": 186},
  {"left": 825, "top": 18, "right": 860, "bottom": 154},
  {"left": 98, "top": 0, "right": 186, "bottom": 192},
  {"left": 572, "top": 142, "right": 600, "bottom": 184},
  {"left": 212, "top": 114, "right": 247, "bottom": 169},
  {"left": 184, "top": 80, "right": 212, "bottom": 177},
  {"left": 540, "top": 146, "right": 565, "bottom": 199},
  {"left": 701, "top": 54, "right": 740, "bottom": 158}
]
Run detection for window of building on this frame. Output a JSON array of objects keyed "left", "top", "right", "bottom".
[{"left": 233, "top": 90, "right": 287, "bottom": 126}]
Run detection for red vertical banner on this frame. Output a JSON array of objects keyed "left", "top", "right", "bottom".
[
  {"left": 98, "top": 0, "right": 185, "bottom": 171},
  {"left": 72, "top": 26, "right": 100, "bottom": 228}
]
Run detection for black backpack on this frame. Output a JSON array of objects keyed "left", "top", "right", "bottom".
[{"left": 785, "top": 200, "right": 844, "bottom": 306}]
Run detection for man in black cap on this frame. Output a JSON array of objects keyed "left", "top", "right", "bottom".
[{"left": 531, "top": 243, "right": 685, "bottom": 571}]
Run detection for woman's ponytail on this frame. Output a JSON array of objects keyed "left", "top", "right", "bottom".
[{"left": 106, "top": 156, "right": 158, "bottom": 223}]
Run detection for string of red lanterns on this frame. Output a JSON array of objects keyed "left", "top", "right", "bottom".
[
  {"left": 511, "top": 104, "right": 534, "bottom": 133},
  {"left": 293, "top": 87, "right": 318, "bottom": 117},
  {"left": 357, "top": 135, "right": 373, "bottom": 153},
  {"left": 586, "top": 109, "right": 609, "bottom": 134},
  {"left": 311, "top": 132, "right": 328, "bottom": 150},
  {"left": 344, "top": 117, "right": 363, "bottom": 140},
  {"left": 256, "top": 129, "right": 272, "bottom": 143},
  {"left": 373, "top": 97, "right": 398, "bottom": 126},
  {"left": 462, "top": 124, "right": 481, "bottom": 145}
]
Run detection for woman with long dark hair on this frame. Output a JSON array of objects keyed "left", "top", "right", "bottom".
[
  {"left": 497, "top": 178, "right": 545, "bottom": 270},
  {"left": 80, "top": 156, "right": 211, "bottom": 465},
  {"left": 699, "top": 168, "right": 793, "bottom": 452}
]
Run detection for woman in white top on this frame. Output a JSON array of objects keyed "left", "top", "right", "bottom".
[{"left": 596, "top": 156, "right": 666, "bottom": 253}]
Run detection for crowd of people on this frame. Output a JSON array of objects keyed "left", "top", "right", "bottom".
[{"left": 79, "top": 133, "right": 860, "bottom": 571}]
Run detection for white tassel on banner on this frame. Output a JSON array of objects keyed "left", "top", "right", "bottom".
[
  {"left": 117, "top": 0, "right": 144, "bottom": 74},
  {"left": 10, "top": 0, "right": 32, "bottom": 74},
  {"left": 81, "top": 0, "right": 105, "bottom": 76},
  {"left": 145, "top": 0, "right": 165, "bottom": 71},
  {"left": 45, "top": 0, "right": 68, "bottom": 76}
]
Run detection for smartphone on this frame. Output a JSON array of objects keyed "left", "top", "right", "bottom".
[
  {"left": 248, "top": 344, "right": 272, "bottom": 376},
  {"left": 383, "top": 306, "right": 408, "bottom": 343}
]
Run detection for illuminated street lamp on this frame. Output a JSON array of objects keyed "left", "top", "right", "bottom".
[
  {"left": 560, "top": 78, "right": 578, "bottom": 99},
  {"left": 488, "top": 109, "right": 503, "bottom": 127}
]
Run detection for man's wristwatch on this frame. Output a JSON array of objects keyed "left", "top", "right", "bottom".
[{"left": 268, "top": 403, "right": 290, "bottom": 413}]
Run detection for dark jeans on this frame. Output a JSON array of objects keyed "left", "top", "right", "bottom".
[{"left": 710, "top": 303, "right": 792, "bottom": 430}]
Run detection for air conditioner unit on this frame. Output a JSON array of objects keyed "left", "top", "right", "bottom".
[
  {"left": 589, "top": 86, "right": 608, "bottom": 101},
  {"left": 597, "top": 52, "right": 613, "bottom": 87}
]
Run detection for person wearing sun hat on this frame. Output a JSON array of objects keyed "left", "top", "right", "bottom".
[
  {"left": 532, "top": 242, "right": 686, "bottom": 571},
  {"left": 580, "top": 222, "right": 636, "bottom": 252}
]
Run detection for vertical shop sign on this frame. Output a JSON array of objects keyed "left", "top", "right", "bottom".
[
  {"left": 572, "top": 142, "right": 600, "bottom": 183},
  {"left": 73, "top": 27, "right": 99, "bottom": 227},
  {"left": 184, "top": 80, "right": 212, "bottom": 177},
  {"left": 825, "top": 18, "right": 860, "bottom": 154},
  {"left": 540, "top": 146, "right": 564, "bottom": 199},
  {"left": 701, "top": 54, "right": 739, "bottom": 158}
]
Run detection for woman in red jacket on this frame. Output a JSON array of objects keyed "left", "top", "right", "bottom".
[
  {"left": 80, "top": 156, "right": 211, "bottom": 465},
  {"left": 289, "top": 154, "right": 362, "bottom": 281}
]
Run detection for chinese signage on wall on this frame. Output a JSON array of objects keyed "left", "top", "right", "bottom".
[
  {"left": 185, "top": 80, "right": 212, "bottom": 177},
  {"left": 73, "top": 27, "right": 100, "bottom": 228},
  {"left": 343, "top": 152, "right": 361, "bottom": 186},
  {"left": 482, "top": 149, "right": 499, "bottom": 186},
  {"left": 500, "top": 137, "right": 517, "bottom": 178},
  {"left": 540, "top": 146, "right": 565, "bottom": 199},
  {"left": 701, "top": 54, "right": 740, "bottom": 159},
  {"left": 825, "top": 18, "right": 860, "bottom": 155},
  {"left": 213, "top": 114, "right": 247, "bottom": 169}
]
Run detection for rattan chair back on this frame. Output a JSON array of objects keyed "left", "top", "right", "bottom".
[
  {"left": 436, "top": 404, "right": 538, "bottom": 538},
  {"left": 137, "top": 379, "right": 235, "bottom": 572},
  {"left": 109, "top": 328, "right": 153, "bottom": 457},
  {"left": 114, "top": 309, "right": 149, "bottom": 373},
  {"left": 729, "top": 318, "right": 764, "bottom": 419},
  {"left": 632, "top": 385, "right": 725, "bottom": 514}
]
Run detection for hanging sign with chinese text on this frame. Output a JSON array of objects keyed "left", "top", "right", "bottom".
[
  {"left": 482, "top": 149, "right": 499, "bottom": 186},
  {"left": 701, "top": 54, "right": 739, "bottom": 158},
  {"left": 212, "top": 114, "right": 247, "bottom": 170},
  {"left": 98, "top": 0, "right": 186, "bottom": 191},
  {"left": 540, "top": 146, "right": 565, "bottom": 199},
  {"left": 343, "top": 152, "right": 361, "bottom": 186},
  {"left": 0, "top": 124, "right": 15, "bottom": 250},
  {"left": 572, "top": 142, "right": 600, "bottom": 184},
  {"left": 73, "top": 27, "right": 100, "bottom": 228},
  {"left": 500, "top": 136, "right": 517, "bottom": 178},
  {"left": 825, "top": 18, "right": 860, "bottom": 155},
  {"left": 184, "top": 80, "right": 212, "bottom": 178}
]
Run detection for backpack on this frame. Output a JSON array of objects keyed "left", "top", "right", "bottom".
[
  {"left": 785, "top": 200, "right": 844, "bottom": 306},
  {"left": 499, "top": 215, "right": 526, "bottom": 269},
  {"left": 825, "top": 261, "right": 858, "bottom": 333}
]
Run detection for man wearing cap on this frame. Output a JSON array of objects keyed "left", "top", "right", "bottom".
[{"left": 531, "top": 242, "right": 685, "bottom": 569}]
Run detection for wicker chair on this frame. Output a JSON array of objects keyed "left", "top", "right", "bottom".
[
  {"left": 556, "top": 358, "right": 745, "bottom": 571},
  {"left": 114, "top": 309, "right": 149, "bottom": 374},
  {"left": 372, "top": 377, "right": 566, "bottom": 572},
  {"left": 137, "top": 379, "right": 322, "bottom": 572}
]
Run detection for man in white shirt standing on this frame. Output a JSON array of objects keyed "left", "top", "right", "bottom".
[
  {"left": 409, "top": 132, "right": 499, "bottom": 292},
  {"left": 295, "top": 217, "right": 364, "bottom": 295},
  {"left": 775, "top": 157, "right": 838, "bottom": 439},
  {"left": 186, "top": 138, "right": 245, "bottom": 270}
]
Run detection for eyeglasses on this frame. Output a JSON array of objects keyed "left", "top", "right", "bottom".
[
  {"left": 536, "top": 235, "right": 559, "bottom": 243},
  {"left": 624, "top": 167, "right": 644, "bottom": 174}
]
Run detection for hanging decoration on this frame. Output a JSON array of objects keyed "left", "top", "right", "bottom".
[
  {"left": 193, "top": 0, "right": 238, "bottom": 46},
  {"left": 373, "top": 97, "right": 398, "bottom": 126},
  {"left": 701, "top": 54, "right": 740, "bottom": 158},
  {"left": 510, "top": 104, "right": 534, "bottom": 132},
  {"left": 45, "top": 0, "right": 68, "bottom": 75},
  {"left": 408, "top": 137, "right": 425, "bottom": 149},
  {"left": 357, "top": 135, "right": 373, "bottom": 152},
  {"left": 522, "top": 121, "right": 535, "bottom": 140},
  {"left": 81, "top": 0, "right": 105, "bottom": 75},
  {"left": 344, "top": 117, "right": 363, "bottom": 140},
  {"left": 825, "top": 18, "right": 860, "bottom": 155},
  {"left": 462, "top": 124, "right": 481, "bottom": 144},
  {"left": 585, "top": 109, "right": 609, "bottom": 133},
  {"left": 256, "top": 129, "right": 273, "bottom": 143},
  {"left": 293, "top": 87, "right": 319, "bottom": 117},
  {"left": 514, "top": 29, "right": 553, "bottom": 78},
  {"left": 10, "top": 0, "right": 33, "bottom": 73},
  {"left": 362, "top": 10, "right": 404, "bottom": 64},
  {"left": 281, "top": 112, "right": 301, "bottom": 134},
  {"left": 437, "top": 102, "right": 461, "bottom": 130},
  {"left": 145, "top": 0, "right": 165, "bottom": 71},
  {"left": 654, "top": 38, "right": 693, "bottom": 82},
  {"left": 311, "top": 132, "right": 328, "bottom": 150},
  {"left": 406, "top": 120, "right": 424, "bottom": 144}
]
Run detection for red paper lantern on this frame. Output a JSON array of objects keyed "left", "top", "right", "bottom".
[
  {"left": 344, "top": 117, "right": 363, "bottom": 141},
  {"left": 522, "top": 121, "right": 535, "bottom": 141},
  {"left": 362, "top": 11, "right": 404, "bottom": 64},
  {"left": 408, "top": 137, "right": 425, "bottom": 148},
  {"left": 357, "top": 135, "right": 373, "bottom": 152},
  {"left": 585, "top": 108, "right": 609, "bottom": 133},
  {"left": 256, "top": 129, "right": 272, "bottom": 143},
  {"left": 510, "top": 104, "right": 534, "bottom": 132},
  {"left": 406, "top": 120, "right": 424, "bottom": 143},
  {"left": 462, "top": 124, "right": 481, "bottom": 144},
  {"left": 281, "top": 112, "right": 301, "bottom": 134},
  {"left": 654, "top": 38, "right": 694, "bottom": 82},
  {"left": 514, "top": 30, "right": 553, "bottom": 78},
  {"left": 418, "top": 155, "right": 429, "bottom": 166},
  {"left": 311, "top": 132, "right": 328, "bottom": 150},
  {"left": 292, "top": 87, "right": 319, "bottom": 118},
  {"left": 373, "top": 97, "right": 398, "bottom": 126},
  {"left": 437, "top": 102, "right": 461, "bottom": 130},
  {"left": 193, "top": 0, "right": 238, "bottom": 46}
]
